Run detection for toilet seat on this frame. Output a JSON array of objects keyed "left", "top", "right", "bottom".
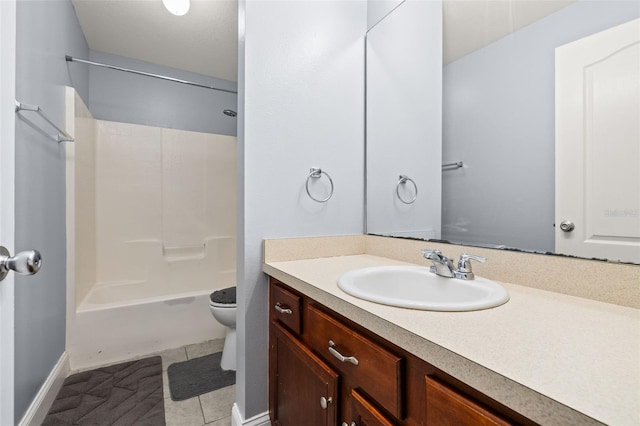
[
  {"left": 210, "top": 301, "right": 236, "bottom": 309},
  {"left": 210, "top": 286, "right": 236, "bottom": 308}
]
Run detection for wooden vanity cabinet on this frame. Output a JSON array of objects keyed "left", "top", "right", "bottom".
[
  {"left": 269, "top": 321, "right": 339, "bottom": 426},
  {"left": 268, "top": 278, "right": 535, "bottom": 426}
]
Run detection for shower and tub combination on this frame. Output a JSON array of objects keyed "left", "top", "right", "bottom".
[{"left": 64, "top": 87, "right": 237, "bottom": 370}]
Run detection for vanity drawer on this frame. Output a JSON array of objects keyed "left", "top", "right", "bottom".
[
  {"left": 306, "top": 305, "right": 403, "bottom": 418},
  {"left": 270, "top": 282, "right": 301, "bottom": 335},
  {"left": 425, "top": 376, "right": 514, "bottom": 426},
  {"left": 350, "top": 389, "right": 395, "bottom": 426}
]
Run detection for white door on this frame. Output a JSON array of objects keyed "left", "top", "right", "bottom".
[
  {"left": 0, "top": 0, "right": 17, "bottom": 424},
  {"left": 555, "top": 18, "right": 640, "bottom": 264}
]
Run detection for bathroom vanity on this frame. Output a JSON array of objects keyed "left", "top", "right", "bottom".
[
  {"left": 268, "top": 277, "right": 531, "bottom": 425},
  {"left": 263, "top": 236, "right": 640, "bottom": 426}
]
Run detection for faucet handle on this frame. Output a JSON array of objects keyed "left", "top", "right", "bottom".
[
  {"left": 422, "top": 249, "right": 444, "bottom": 260},
  {"left": 457, "top": 253, "right": 486, "bottom": 274}
]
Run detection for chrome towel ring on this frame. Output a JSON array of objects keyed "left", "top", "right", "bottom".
[
  {"left": 306, "top": 168, "right": 334, "bottom": 203},
  {"left": 396, "top": 175, "right": 417, "bottom": 204}
]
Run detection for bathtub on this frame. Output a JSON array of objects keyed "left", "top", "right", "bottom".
[
  {"left": 67, "top": 271, "right": 235, "bottom": 371},
  {"left": 64, "top": 95, "right": 239, "bottom": 371}
]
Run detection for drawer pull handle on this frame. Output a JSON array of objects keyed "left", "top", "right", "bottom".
[
  {"left": 274, "top": 302, "right": 293, "bottom": 315},
  {"left": 328, "top": 340, "right": 359, "bottom": 366},
  {"left": 320, "top": 396, "right": 333, "bottom": 409}
]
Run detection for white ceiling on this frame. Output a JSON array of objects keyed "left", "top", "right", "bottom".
[
  {"left": 71, "top": 0, "right": 238, "bottom": 82},
  {"left": 443, "top": 0, "right": 576, "bottom": 64},
  {"left": 71, "top": 0, "right": 575, "bottom": 83}
]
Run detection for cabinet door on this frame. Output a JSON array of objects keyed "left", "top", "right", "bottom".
[
  {"left": 270, "top": 320, "right": 339, "bottom": 426},
  {"left": 346, "top": 389, "right": 395, "bottom": 426},
  {"left": 425, "top": 376, "right": 513, "bottom": 426}
]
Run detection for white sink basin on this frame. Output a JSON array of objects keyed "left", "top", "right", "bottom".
[{"left": 337, "top": 266, "right": 509, "bottom": 311}]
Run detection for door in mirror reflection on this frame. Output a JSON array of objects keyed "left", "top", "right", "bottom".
[{"left": 555, "top": 18, "right": 640, "bottom": 263}]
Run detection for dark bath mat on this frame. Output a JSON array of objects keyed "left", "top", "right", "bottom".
[
  {"left": 43, "top": 356, "right": 164, "bottom": 426},
  {"left": 167, "top": 352, "right": 235, "bottom": 401}
]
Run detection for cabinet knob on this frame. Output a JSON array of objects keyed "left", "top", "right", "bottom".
[{"left": 320, "top": 396, "right": 333, "bottom": 409}]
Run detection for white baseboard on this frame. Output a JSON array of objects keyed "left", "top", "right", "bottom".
[
  {"left": 231, "top": 403, "right": 271, "bottom": 426},
  {"left": 18, "top": 351, "right": 69, "bottom": 426}
]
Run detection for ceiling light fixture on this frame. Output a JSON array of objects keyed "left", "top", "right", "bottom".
[{"left": 162, "top": 0, "right": 190, "bottom": 16}]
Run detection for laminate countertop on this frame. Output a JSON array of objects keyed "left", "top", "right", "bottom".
[{"left": 264, "top": 254, "right": 640, "bottom": 426}]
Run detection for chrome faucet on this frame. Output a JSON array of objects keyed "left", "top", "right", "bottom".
[
  {"left": 422, "top": 249, "right": 456, "bottom": 277},
  {"left": 422, "top": 249, "right": 486, "bottom": 280}
]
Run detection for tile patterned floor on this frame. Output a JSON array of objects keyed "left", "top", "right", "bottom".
[{"left": 158, "top": 339, "right": 234, "bottom": 426}]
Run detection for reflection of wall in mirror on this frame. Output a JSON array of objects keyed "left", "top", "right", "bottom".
[
  {"left": 367, "top": 0, "right": 403, "bottom": 30},
  {"left": 367, "top": 0, "right": 443, "bottom": 239},
  {"left": 441, "top": 0, "right": 640, "bottom": 253}
]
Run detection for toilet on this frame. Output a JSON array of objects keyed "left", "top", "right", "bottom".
[{"left": 209, "top": 286, "right": 236, "bottom": 371}]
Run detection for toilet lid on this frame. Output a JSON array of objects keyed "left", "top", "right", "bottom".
[{"left": 210, "top": 286, "right": 236, "bottom": 305}]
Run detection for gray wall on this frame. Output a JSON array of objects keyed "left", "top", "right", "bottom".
[
  {"left": 442, "top": 0, "right": 640, "bottom": 253},
  {"left": 14, "top": 0, "right": 89, "bottom": 421},
  {"left": 238, "top": 0, "right": 366, "bottom": 419},
  {"left": 89, "top": 51, "right": 237, "bottom": 135}
]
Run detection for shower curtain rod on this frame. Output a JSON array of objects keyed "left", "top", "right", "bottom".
[{"left": 65, "top": 55, "right": 238, "bottom": 95}]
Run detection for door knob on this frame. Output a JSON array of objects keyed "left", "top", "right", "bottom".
[
  {"left": 559, "top": 221, "right": 575, "bottom": 232},
  {"left": 0, "top": 246, "right": 42, "bottom": 282}
]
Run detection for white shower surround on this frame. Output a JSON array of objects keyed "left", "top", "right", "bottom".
[{"left": 65, "top": 88, "right": 236, "bottom": 370}]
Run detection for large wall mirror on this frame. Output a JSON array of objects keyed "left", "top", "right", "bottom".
[{"left": 366, "top": 0, "right": 640, "bottom": 264}]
